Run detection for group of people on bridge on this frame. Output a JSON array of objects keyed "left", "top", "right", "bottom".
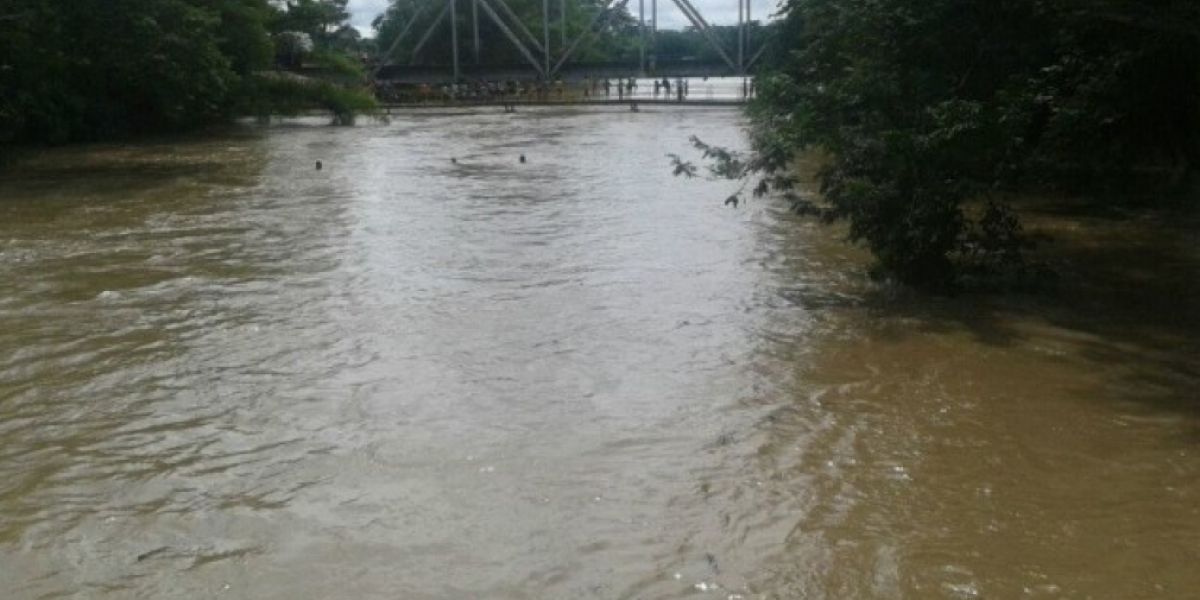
[
  {"left": 576, "top": 77, "right": 692, "bottom": 101},
  {"left": 373, "top": 76, "right": 700, "bottom": 105}
]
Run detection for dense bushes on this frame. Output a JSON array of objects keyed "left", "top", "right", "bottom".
[
  {"left": 684, "top": 0, "right": 1200, "bottom": 289},
  {"left": 2, "top": 1, "right": 261, "bottom": 145},
  {"left": 0, "top": 0, "right": 374, "bottom": 158}
]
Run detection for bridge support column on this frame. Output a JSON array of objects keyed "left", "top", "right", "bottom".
[
  {"left": 473, "top": 0, "right": 481, "bottom": 64},
  {"left": 650, "top": 0, "right": 656, "bottom": 72},
  {"left": 638, "top": 0, "right": 645, "bottom": 75},
  {"left": 745, "top": 0, "right": 751, "bottom": 67},
  {"left": 543, "top": 0, "right": 550, "bottom": 77},
  {"left": 450, "top": 0, "right": 460, "bottom": 81},
  {"left": 737, "top": 0, "right": 743, "bottom": 73}
]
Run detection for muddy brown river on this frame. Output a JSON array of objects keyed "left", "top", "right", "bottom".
[{"left": 1, "top": 108, "right": 1198, "bottom": 599}]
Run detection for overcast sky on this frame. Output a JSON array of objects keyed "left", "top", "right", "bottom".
[{"left": 346, "top": 0, "right": 779, "bottom": 37}]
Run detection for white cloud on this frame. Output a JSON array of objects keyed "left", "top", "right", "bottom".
[
  {"left": 634, "top": 0, "right": 780, "bottom": 30},
  {"left": 347, "top": 0, "right": 390, "bottom": 36},
  {"left": 346, "top": 0, "right": 779, "bottom": 38}
]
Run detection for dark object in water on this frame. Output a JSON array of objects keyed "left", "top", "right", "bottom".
[
  {"left": 315, "top": 160, "right": 323, "bottom": 170},
  {"left": 136, "top": 546, "right": 171, "bottom": 562},
  {"left": 724, "top": 195, "right": 739, "bottom": 208},
  {"left": 519, "top": 154, "right": 526, "bottom": 164},
  {"left": 705, "top": 552, "right": 720, "bottom": 574},
  {"left": 451, "top": 157, "right": 457, "bottom": 164}
]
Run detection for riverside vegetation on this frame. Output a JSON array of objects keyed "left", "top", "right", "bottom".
[
  {"left": 674, "top": 0, "right": 1199, "bottom": 290},
  {"left": 0, "top": 0, "right": 376, "bottom": 161}
]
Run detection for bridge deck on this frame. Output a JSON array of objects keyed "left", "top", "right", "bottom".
[
  {"left": 378, "top": 97, "right": 745, "bottom": 111},
  {"left": 374, "top": 61, "right": 743, "bottom": 84}
]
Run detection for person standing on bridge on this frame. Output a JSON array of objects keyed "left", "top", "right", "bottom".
[{"left": 603, "top": 79, "right": 611, "bottom": 98}]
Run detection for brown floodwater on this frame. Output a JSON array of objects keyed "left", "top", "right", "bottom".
[{"left": 1, "top": 109, "right": 1197, "bottom": 599}]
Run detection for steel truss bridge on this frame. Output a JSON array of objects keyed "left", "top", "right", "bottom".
[{"left": 373, "top": 0, "right": 765, "bottom": 84}]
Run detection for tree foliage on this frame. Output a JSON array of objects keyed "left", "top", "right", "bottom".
[
  {"left": 273, "top": 0, "right": 363, "bottom": 56},
  {"left": 0, "top": 0, "right": 374, "bottom": 158},
  {"left": 677, "top": 0, "right": 1200, "bottom": 290}
]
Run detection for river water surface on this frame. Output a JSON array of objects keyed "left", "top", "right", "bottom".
[{"left": 1, "top": 109, "right": 1198, "bottom": 599}]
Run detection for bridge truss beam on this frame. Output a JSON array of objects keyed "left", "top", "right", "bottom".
[
  {"left": 379, "top": 0, "right": 760, "bottom": 81},
  {"left": 476, "top": 0, "right": 548, "bottom": 77},
  {"left": 549, "top": 0, "right": 630, "bottom": 77},
  {"left": 409, "top": 1, "right": 451, "bottom": 63},
  {"left": 491, "top": 0, "right": 545, "bottom": 54},
  {"left": 472, "top": 0, "right": 481, "bottom": 63},
  {"left": 677, "top": 0, "right": 738, "bottom": 72},
  {"left": 374, "top": 1, "right": 431, "bottom": 76}
]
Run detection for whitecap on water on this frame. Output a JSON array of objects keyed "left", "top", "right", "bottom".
[{"left": 943, "top": 582, "right": 980, "bottom": 598}]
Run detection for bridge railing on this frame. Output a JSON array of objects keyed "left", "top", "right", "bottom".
[
  {"left": 373, "top": 60, "right": 741, "bottom": 84},
  {"left": 375, "top": 77, "right": 755, "bottom": 106}
]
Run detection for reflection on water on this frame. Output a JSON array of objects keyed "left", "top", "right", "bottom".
[{"left": 0, "top": 108, "right": 1197, "bottom": 599}]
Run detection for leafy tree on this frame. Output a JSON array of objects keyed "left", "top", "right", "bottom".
[
  {"left": 1, "top": 0, "right": 247, "bottom": 143},
  {"left": 275, "top": 31, "right": 317, "bottom": 68},
  {"left": 271, "top": 0, "right": 355, "bottom": 48},
  {"left": 0, "top": 0, "right": 376, "bottom": 155},
  {"left": 215, "top": 0, "right": 276, "bottom": 75},
  {"left": 676, "top": 0, "right": 1200, "bottom": 290}
]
